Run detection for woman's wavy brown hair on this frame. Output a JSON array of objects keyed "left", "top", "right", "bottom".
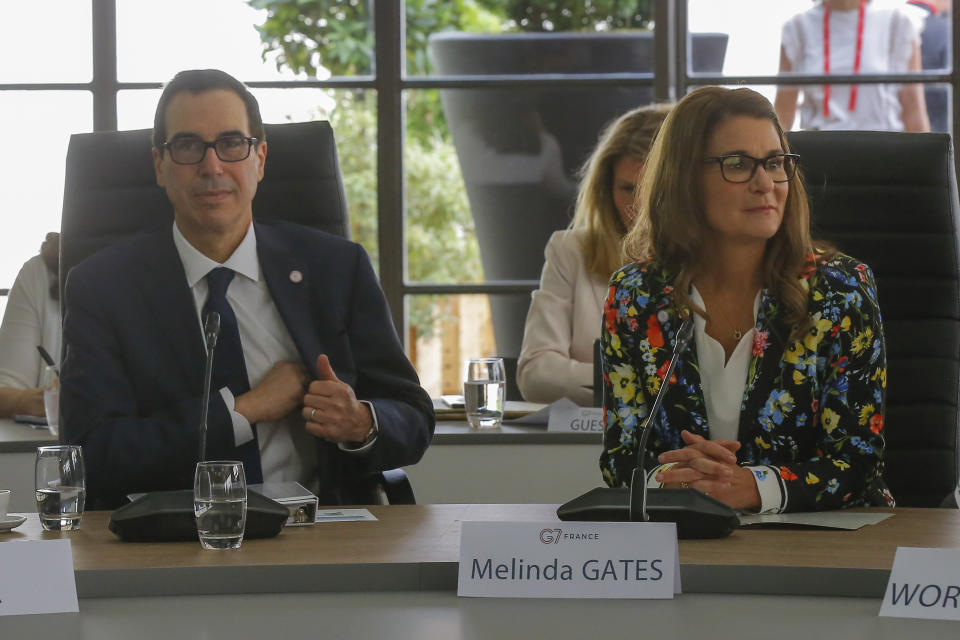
[
  {"left": 623, "top": 86, "right": 830, "bottom": 340},
  {"left": 572, "top": 103, "right": 672, "bottom": 280}
]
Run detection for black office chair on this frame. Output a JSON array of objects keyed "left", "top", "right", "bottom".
[
  {"left": 59, "top": 121, "right": 415, "bottom": 505},
  {"left": 788, "top": 130, "right": 960, "bottom": 508}
]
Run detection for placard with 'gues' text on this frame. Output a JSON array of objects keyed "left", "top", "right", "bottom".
[
  {"left": 458, "top": 520, "right": 680, "bottom": 599},
  {"left": 879, "top": 546, "right": 960, "bottom": 621},
  {"left": 547, "top": 398, "right": 604, "bottom": 434},
  {"left": 0, "top": 539, "right": 79, "bottom": 616}
]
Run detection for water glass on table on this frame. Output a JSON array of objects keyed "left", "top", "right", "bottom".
[
  {"left": 35, "top": 445, "right": 86, "bottom": 531},
  {"left": 463, "top": 357, "right": 506, "bottom": 430},
  {"left": 194, "top": 461, "right": 247, "bottom": 550},
  {"left": 43, "top": 381, "right": 59, "bottom": 437}
]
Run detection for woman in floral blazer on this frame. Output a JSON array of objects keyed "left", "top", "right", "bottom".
[{"left": 601, "top": 86, "right": 893, "bottom": 512}]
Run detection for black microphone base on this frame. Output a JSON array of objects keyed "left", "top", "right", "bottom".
[
  {"left": 556, "top": 487, "right": 739, "bottom": 539},
  {"left": 108, "top": 489, "right": 289, "bottom": 542}
]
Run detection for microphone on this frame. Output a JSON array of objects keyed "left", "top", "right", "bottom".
[
  {"left": 198, "top": 312, "right": 221, "bottom": 462},
  {"left": 629, "top": 316, "right": 694, "bottom": 522},
  {"left": 557, "top": 315, "right": 738, "bottom": 539},
  {"left": 107, "top": 310, "right": 288, "bottom": 543}
]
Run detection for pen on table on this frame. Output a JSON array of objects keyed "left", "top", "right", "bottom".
[{"left": 36, "top": 345, "right": 60, "bottom": 377}]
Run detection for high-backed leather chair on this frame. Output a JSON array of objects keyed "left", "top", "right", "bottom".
[
  {"left": 58, "top": 121, "right": 415, "bottom": 505},
  {"left": 788, "top": 130, "right": 960, "bottom": 508},
  {"left": 60, "top": 121, "right": 350, "bottom": 284}
]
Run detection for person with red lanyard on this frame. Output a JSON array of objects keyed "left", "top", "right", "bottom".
[{"left": 774, "top": 0, "right": 929, "bottom": 133}]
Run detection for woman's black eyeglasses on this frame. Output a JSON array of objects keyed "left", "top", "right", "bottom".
[{"left": 702, "top": 153, "right": 800, "bottom": 183}]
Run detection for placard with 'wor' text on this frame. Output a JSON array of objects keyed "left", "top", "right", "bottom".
[{"left": 879, "top": 546, "right": 960, "bottom": 621}]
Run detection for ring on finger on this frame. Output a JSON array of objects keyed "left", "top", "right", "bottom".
[
  {"left": 679, "top": 481, "right": 690, "bottom": 489},
  {"left": 310, "top": 408, "right": 318, "bottom": 421}
]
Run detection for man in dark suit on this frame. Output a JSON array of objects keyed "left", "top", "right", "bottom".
[{"left": 60, "top": 69, "right": 434, "bottom": 509}]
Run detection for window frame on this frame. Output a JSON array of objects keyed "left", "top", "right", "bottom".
[{"left": 1, "top": 0, "right": 957, "bottom": 347}]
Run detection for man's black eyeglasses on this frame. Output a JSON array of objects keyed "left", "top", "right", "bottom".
[
  {"left": 162, "top": 135, "right": 259, "bottom": 165},
  {"left": 702, "top": 153, "right": 800, "bottom": 184}
]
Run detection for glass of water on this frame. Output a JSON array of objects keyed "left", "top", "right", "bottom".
[
  {"left": 35, "top": 445, "right": 86, "bottom": 531},
  {"left": 194, "top": 461, "right": 247, "bottom": 550},
  {"left": 463, "top": 357, "right": 506, "bottom": 430},
  {"left": 43, "top": 381, "right": 59, "bottom": 437}
]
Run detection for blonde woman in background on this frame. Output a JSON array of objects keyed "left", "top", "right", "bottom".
[
  {"left": 0, "top": 233, "right": 61, "bottom": 418},
  {"left": 517, "top": 104, "right": 671, "bottom": 406}
]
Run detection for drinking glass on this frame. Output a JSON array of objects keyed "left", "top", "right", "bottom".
[
  {"left": 43, "top": 378, "right": 59, "bottom": 437},
  {"left": 194, "top": 461, "right": 247, "bottom": 550},
  {"left": 35, "top": 445, "right": 86, "bottom": 531},
  {"left": 463, "top": 357, "right": 506, "bottom": 430}
]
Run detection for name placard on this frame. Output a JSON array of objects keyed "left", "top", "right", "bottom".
[
  {"left": 547, "top": 399, "right": 604, "bottom": 433},
  {"left": 0, "top": 539, "right": 79, "bottom": 616},
  {"left": 458, "top": 520, "right": 680, "bottom": 599},
  {"left": 879, "top": 547, "right": 960, "bottom": 621}
]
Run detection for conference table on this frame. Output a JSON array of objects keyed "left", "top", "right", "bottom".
[{"left": 1, "top": 504, "right": 959, "bottom": 638}]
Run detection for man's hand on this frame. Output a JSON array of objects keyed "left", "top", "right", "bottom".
[
  {"left": 655, "top": 430, "right": 761, "bottom": 511},
  {"left": 301, "top": 354, "right": 372, "bottom": 444},
  {"left": 234, "top": 361, "right": 308, "bottom": 424},
  {"left": 9, "top": 387, "right": 45, "bottom": 417}
]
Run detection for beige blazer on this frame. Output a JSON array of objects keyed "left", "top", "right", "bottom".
[{"left": 517, "top": 229, "right": 610, "bottom": 406}]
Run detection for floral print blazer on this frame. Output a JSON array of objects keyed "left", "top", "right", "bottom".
[{"left": 600, "top": 253, "right": 894, "bottom": 512}]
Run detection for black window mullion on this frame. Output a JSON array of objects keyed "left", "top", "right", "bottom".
[
  {"left": 91, "top": 0, "right": 118, "bottom": 132},
  {"left": 375, "top": 0, "right": 406, "bottom": 337}
]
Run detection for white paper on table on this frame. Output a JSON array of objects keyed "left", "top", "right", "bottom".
[
  {"left": 738, "top": 511, "right": 893, "bottom": 530},
  {"left": 506, "top": 398, "right": 575, "bottom": 426},
  {"left": 0, "top": 539, "right": 79, "bottom": 616},
  {"left": 315, "top": 508, "right": 378, "bottom": 522}
]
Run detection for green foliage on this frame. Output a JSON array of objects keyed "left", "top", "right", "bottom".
[
  {"left": 404, "top": 129, "right": 482, "bottom": 337},
  {"left": 325, "top": 91, "right": 378, "bottom": 262},
  {"left": 292, "top": 88, "right": 479, "bottom": 338},
  {"left": 503, "top": 1, "right": 652, "bottom": 32},
  {"left": 250, "top": 0, "right": 653, "bottom": 77},
  {"left": 248, "top": 0, "right": 653, "bottom": 336}
]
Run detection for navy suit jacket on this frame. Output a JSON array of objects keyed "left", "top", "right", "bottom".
[{"left": 60, "top": 220, "right": 435, "bottom": 509}]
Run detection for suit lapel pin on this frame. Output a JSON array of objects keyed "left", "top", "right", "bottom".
[{"left": 289, "top": 270, "right": 303, "bottom": 283}]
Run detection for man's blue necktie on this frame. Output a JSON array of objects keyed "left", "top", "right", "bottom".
[{"left": 202, "top": 267, "right": 263, "bottom": 483}]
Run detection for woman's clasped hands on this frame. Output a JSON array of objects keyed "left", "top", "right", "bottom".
[{"left": 654, "top": 429, "right": 761, "bottom": 510}]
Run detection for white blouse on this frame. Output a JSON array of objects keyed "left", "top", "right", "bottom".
[{"left": 689, "top": 285, "right": 759, "bottom": 443}]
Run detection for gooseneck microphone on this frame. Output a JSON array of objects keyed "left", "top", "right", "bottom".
[
  {"left": 629, "top": 317, "right": 695, "bottom": 522},
  {"left": 107, "top": 310, "right": 289, "bottom": 543},
  {"left": 557, "top": 314, "right": 738, "bottom": 538},
  {"left": 198, "top": 312, "right": 221, "bottom": 462}
]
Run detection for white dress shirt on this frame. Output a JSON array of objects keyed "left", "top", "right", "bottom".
[
  {"left": 646, "top": 286, "right": 784, "bottom": 514},
  {"left": 172, "top": 222, "right": 319, "bottom": 490}
]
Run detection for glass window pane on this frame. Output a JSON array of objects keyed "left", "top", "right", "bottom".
[
  {"left": 118, "top": 87, "right": 377, "bottom": 264},
  {"left": 687, "top": 0, "right": 810, "bottom": 78},
  {"left": 404, "top": 87, "right": 654, "bottom": 285},
  {"left": 0, "top": 92, "right": 92, "bottom": 288},
  {"left": 924, "top": 81, "right": 952, "bottom": 134},
  {"left": 117, "top": 89, "right": 161, "bottom": 131},
  {"left": 408, "top": 294, "right": 535, "bottom": 398},
  {"left": 689, "top": 0, "right": 952, "bottom": 78},
  {"left": 0, "top": 1, "right": 92, "bottom": 82},
  {"left": 407, "top": 2, "right": 655, "bottom": 77},
  {"left": 117, "top": 0, "right": 371, "bottom": 81}
]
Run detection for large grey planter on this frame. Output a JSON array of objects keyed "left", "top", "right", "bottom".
[{"left": 429, "top": 31, "right": 728, "bottom": 358}]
